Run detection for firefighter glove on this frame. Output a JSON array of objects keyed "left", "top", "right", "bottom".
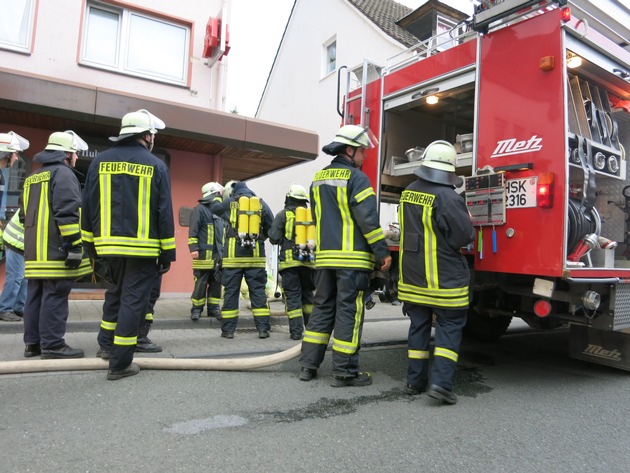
[
  {"left": 65, "top": 246, "right": 83, "bottom": 269},
  {"left": 157, "top": 253, "right": 172, "bottom": 274}
]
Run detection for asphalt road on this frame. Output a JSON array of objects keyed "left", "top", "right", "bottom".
[{"left": 1, "top": 326, "right": 629, "bottom": 473}]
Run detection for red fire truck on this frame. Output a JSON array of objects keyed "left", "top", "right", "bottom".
[{"left": 341, "top": 0, "right": 630, "bottom": 370}]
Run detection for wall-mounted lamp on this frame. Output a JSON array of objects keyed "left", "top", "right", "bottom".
[{"left": 567, "top": 52, "right": 582, "bottom": 69}]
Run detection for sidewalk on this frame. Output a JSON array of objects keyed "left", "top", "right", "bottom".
[{"left": 0, "top": 296, "right": 410, "bottom": 363}]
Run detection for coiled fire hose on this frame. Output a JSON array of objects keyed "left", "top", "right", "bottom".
[{"left": 0, "top": 343, "right": 302, "bottom": 375}]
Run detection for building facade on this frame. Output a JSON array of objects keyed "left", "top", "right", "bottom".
[{"left": 0, "top": 0, "right": 318, "bottom": 294}]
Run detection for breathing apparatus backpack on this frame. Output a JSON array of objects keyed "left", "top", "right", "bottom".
[
  {"left": 236, "top": 196, "right": 262, "bottom": 247},
  {"left": 294, "top": 206, "right": 315, "bottom": 261}
]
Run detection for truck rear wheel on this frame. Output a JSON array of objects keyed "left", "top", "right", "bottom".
[{"left": 464, "top": 310, "right": 512, "bottom": 342}]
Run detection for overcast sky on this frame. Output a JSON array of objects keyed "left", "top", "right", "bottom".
[{"left": 225, "top": 0, "right": 475, "bottom": 117}]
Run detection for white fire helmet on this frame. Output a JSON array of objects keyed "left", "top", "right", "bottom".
[
  {"left": 202, "top": 181, "right": 224, "bottom": 198},
  {"left": 0, "top": 131, "right": 30, "bottom": 153},
  {"left": 286, "top": 183, "right": 309, "bottom": 202},
  {"left": 110, "top": 109, "right": 165, "bottom": 142},
  {"left": 223, "top": 180, "right": 238, "bottom": 199},
  {"left": 415, "top": 140, "right": 460, "bottom": 186},
  {"left": 45, "top": 130, "right": 88, "bottom": 152}
]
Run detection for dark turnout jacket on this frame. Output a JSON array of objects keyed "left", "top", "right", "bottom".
[
  {"left": 21, "top": 150, "right": 92, "bottom": 279},
  {"left": 310, "top": 156, "right": 388, "bottom": 271},
  {"left": 81, "top": 141, "right": 176, "bottom": 262},
  {"left": 398, "top": 177, "right": 474, "bottom": 309}
]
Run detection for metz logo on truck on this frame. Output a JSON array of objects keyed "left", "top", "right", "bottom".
[{"left": 491, "top": 135, "right": 543, "bottom": 158}]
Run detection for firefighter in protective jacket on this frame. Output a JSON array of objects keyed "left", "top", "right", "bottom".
[
  {"left": 398, "top": 140, "right": 474, "bottom": 405},
  {"left": 268, "top": 183, "right": 315, "bottom": 340},
  {"left": 210, "top": 180, "right": 274, "bottom": 339},
  {"left": 188, "top": 181, "right": 225, "bottom": 320},
  {"left": 21, "top": 131, "right": 92, "bottom": 359},
  {"left": 82, "top": 109, "right": 175, "bottom": 380},
  {"left": 299, "top": 125, "right": 391, "bottom": 387}
]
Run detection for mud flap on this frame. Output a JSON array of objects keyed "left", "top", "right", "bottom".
[{"left": 569, "top": 324, "right": 630, "bottom": 371}]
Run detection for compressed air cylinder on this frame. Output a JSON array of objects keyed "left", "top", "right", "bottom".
[
  {"left": 295, "top": 206, "right": 307, "bottom": 249},
  {"left": 306, "top": 207, "right": 316, "bottom": 250},
  {"left": 248, "top": 196, "right": 261, "bottom": 237},
  {"left": 238, "top": 196, "right": 250, "bottom": 239}
]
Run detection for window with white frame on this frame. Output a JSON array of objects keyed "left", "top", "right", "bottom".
[
  {"left": 0, "top": 0, "right": 36, "bottom": 53},
  {"left": 81, "top": 2, "right": 190, "bottom": 85},
  {"left": 324, "top": 38, "right": 337, "bottom": 76}
]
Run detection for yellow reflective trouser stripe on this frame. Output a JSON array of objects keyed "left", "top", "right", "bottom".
[
  {"left": 286, "top": 308, "right": 302, "bottom": 319},
  {"left": 303, "top": 331, "right": 330, "bottom": 345},
  {"left": 221, "top": 309, "right": 239, "bottom": 319},
  {"left": 145, "top": 313, "right": 154, "bottom": 322},
  {"left": 114, "top": 335, "right": 137, "bottom": 346},
  {"left": 303, "top": 303, "right": 313, "bottom": 315},
  {"left": 101, "top": 320, "right": 116, "bottom": 331},
  {"left": 408, "top": 349, "right": 430, "bottom": 360},
  {"left": 332, "top": 290, "right": 364, "bottom": 354},
  {"left": 252, "top": 307, "right": 270, "bottom": 317},
  {"left": 434, "top": 346, "right": 458, "bottom": 362},
  {"left": 191, "top": 297, "right": 206, "bottom": 306},
  {"left": 208, "top": 297, "right": 221, "bottom": 305}
]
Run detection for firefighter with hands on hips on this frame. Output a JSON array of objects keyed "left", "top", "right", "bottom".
[
  {"left": 210, "top": 180, "right": 274, "bottom": 339},
  {"left": 299, "top": 125, "right": 391, "bottom": 387},
  {"left": 81, "top": 109, "right": 176, "bottom": 380},
  {"left": 188, "top": 181, "right": 225, "bottom": 321},
  {"left": 397, "top": 140, "right": 474, "bottom": 405},
  {"left": 0, "top": 131, "right": 29, "bottom": 322},
  {"left": 20, "top": 131, "right": 93, "bottom": 358},
  {"left": 268, "top": 183, "right": 316, "bottom": 340}
]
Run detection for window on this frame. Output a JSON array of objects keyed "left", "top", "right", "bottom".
[
  {"left": 324, "top": 38, "right": 336, "bottom": 76},
  {"left": 81, "top": 2, "right": 190, "bottom": 85},
  {"left": 0, "top": 0, "right": 36, "bottom": 53}
]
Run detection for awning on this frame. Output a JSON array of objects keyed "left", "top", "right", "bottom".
[{"left": 0, "top": 67, "right": 319, "bottom": 181}]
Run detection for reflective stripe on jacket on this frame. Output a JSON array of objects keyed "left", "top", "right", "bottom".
[{"left": 3, "top": 211, "right": 25, "bottom": 254}]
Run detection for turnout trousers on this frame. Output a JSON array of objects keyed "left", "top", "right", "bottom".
[
  {"left": 300, "top": 268, "right": 370, "bottom": 378},
  {"left": 190, "top": 268, "right": 222, "bottom": 315},
  {"left": 405, "top": 303, "right": 467, "bottom": 391},
  {"left": 23, "top": 278, "right": 74, "bottom": 349},
  {"left": 220, "top": 267, "right": 270, "bottom": 333},
  {"left": 280, "top": 266, "right": 315, "bottom": 337},
  {"left": 97, "top": 257, "right": 158, "bottom": 371}
]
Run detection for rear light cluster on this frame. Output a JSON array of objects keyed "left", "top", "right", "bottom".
[{"left": 536, "top": 172, "right": 554, "bottom": 208}]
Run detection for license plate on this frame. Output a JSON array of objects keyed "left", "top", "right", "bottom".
[{"left": 505, "top": 177, "right": 537, "bottom": 208}]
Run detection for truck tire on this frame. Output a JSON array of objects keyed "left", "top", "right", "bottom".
[{"left": 464, "top": 310, "right": 512, "bottom": 342}]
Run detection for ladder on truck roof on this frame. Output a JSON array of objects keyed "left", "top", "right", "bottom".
[{"left": 337, "top": 59, "right": 382, "bottom": 128}]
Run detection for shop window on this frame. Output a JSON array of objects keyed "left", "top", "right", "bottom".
[
  {"left": 0, "top": 0, "right": 36, "bottom": 53},
  {"left": 81, "top": 1, "right": 190, "bottom": 85}
]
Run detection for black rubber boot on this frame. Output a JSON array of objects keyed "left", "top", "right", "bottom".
[{"left": 136, "top": 321, "right": 163, "bottom": 353}]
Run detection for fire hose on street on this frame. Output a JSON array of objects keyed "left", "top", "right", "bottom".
[{"left": 0, "top": 343, "right": 302, "bottom": 376}]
